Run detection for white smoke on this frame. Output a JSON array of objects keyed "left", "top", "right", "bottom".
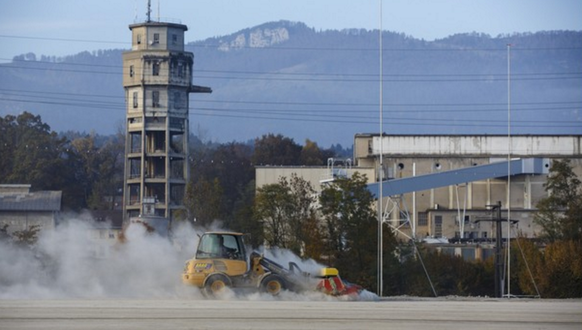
[
  {"left": 0, "top": 216, "right": 201, "bottom": 299},
  {"left": 0, "top": 216, "right": 377, "bottom": 301}
]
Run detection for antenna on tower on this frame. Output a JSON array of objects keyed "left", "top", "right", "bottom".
[
  {"left": 157, "top": 0, "right": 160, "bottom": 22},
  {"left": 146, "top": 0, "right": 152, "bottom": 22},
  {"left": 134, "top": 0, "right": 138, "bottom": 22}
]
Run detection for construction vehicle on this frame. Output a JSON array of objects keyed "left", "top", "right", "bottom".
[{"left": 182, "top": 231, "right": 362, "bottom": 297}]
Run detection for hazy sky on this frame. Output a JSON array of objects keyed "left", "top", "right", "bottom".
[{"left": 1, "top": 0, "right": 581, "bottom": 62}]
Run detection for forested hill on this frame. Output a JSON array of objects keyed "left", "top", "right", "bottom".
[{"left": 1, "top": 21, "right": 580, "bottom": 147}]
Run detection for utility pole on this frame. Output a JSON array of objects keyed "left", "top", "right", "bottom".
[
  {"left": 475, "top": 201, "right": 517, "bottom": 298},
  {"left": 377, "top": 0, "right": 384, "bottom": 298}
]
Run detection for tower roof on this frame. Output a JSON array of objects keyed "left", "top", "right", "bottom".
[{"left": 128, "top": 21, "right": 188, "bottom": 31}]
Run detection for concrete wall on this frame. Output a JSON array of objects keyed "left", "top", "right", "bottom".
[
  {"left": 370, "top": 135, "right": 582, "bottom": 157},
  {"left": 256, "top": 167, "right": 376, "bottom": 193},
  {"left": 0, "top": 211, "right": 57, "bottom": 235}
]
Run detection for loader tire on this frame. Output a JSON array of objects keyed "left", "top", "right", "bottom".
[
  {"left": 203, "top": 274, "right": 231, "bottom": 298},
  {"left": 260, "top": 274, "right": 286, "bottom": 296}
]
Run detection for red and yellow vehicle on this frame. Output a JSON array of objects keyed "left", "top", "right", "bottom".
[{"left": 182, "top": 231, "right": 362, "bottom": 298}]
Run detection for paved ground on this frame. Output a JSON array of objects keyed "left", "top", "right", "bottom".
[{"left": 1, "top": 298, "right": 581, "bottom": 330}]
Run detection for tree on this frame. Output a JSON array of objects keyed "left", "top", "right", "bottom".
[
  {"left": 182, "top": 178, "right": 223, "bottom": 227},
  {"left": 300, "top": 139, "right": 324, "bottom": 165},
  {"left": 11, "top": 225, "right": 41, "bottom": 247},
  {"left": 299, "top": 139, "right": 334, "bottom": 166},
  {"left": 3, "top": 112, "right": 66, "bottom": 187},
  {"left": 253, "top": 174, "right": 320, "bottom": 256},
  {"left": 0, "top": 112, "right": 83, "bottom": 210},
  {"left": 319, "top": 172, "right": 396, "bottom": 291},
  {"left": 285, "top": 174, "right": 319, "bottom": 256},
  {"left": 511, "top": 237, "right": 543, "bottom": 297},
  {"left": 65, "top": 131, "right": 124, "bottom": 210},
  {"left": 537, "top": 240, "right": 582, "bottom": 298},
  {"left": 534, "top": 159, "right": 582, "bottom": 243},
  {"left": 187, "top": 142, "right": 254, "bottom": 228},
  {"left": 400, "top": 248, "right": 494, "bottom": 297},
  {"left": 254, "top": 182, "right": 292, "bottom": 248},
  {"left": 70, "top": 133, "right": 99, "bottom": 208},
  {"left": 252, "top": 133, "right": 302, "bottom": 166},
  {"left": 89, "top": 132, "right": 124, "bottom": 210},
  {"left": 230, "top": 180, "right": 264, "bottom": 249}
]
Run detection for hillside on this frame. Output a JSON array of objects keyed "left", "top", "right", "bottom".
[{"left": 1, "top": 21, "right": 580, "bottom": 146}]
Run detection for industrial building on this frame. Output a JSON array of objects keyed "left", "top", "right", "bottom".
[
  {"left": 0, "top": 184, "right": 62, "bottom": 235},
  {"left": 256, "top": 134, "right": 582, "bottom": 242}
]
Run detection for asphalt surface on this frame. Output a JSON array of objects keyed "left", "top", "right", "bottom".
[{"left": 1, "top": 298, "right": 581, "bottom": 330}]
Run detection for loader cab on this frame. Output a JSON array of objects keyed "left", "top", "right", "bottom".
[{"left": 196, "top": 232, "right": 246, "bottom": 261}]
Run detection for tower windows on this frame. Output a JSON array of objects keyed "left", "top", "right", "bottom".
[
  {"left": 129, "top": 65, "right": 134, "bottom": 77},
  {"left": 153, "top": 33, "right": 159, "bottom": 44},
  {"left": 133, "top": 92, "right": 138, "bottom": 108},
  {"left": 152, "top": 91, "right": 160, "bottom": 107},
  {"left": 172, "top": 34, "right": 177, "bottom": 45},
  {"left": 174, "top": 92, "right": 181, "bottom": 109},
  {"left": 152, "top": 62, "right": 160, "bottom": 76},
  {"left": 177, "top": 62, "right": 184, "bottom": 78}
]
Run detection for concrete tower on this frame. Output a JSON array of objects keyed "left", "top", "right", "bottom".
[{"left": 122, "top": 18, "right": 210, "bottom": 226}]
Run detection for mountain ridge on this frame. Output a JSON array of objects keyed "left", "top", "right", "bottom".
[{"left": 1, "top": 21, "right": 580, "bottom": 146}]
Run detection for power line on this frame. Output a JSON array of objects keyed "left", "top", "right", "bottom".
[
  {"left": 0, "top": 34, "right": 128, "bottom": 45},
  {"left": 4, "top": 57, "right": 582, "bottom": 80},
  {"left": 1, "top": 88, "right": 580, "bottom": 113},
  {"left": 1, "top": 94, "right": 578, "bottom": 129},
  {"left": 190, "top": 107, "right": 577, "bottom": 125},
  {"left": 2, "top": 33, "right": 581, "bottom": 52},
  {"left": 3, "top": 57, "right": 581, "bottom": 79},
  {"left": 2, "top": 63, "right": 580, "bottom": 83},
  {"left": 188, "top": 110, "right": 580, "bottom": 128}
]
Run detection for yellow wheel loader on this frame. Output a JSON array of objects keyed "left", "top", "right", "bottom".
[{"left": 182, "top": 231, "right": 361, "bottom": 298}]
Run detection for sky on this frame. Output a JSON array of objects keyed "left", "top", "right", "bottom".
[{"left": 0, "top": 0, "right": 581, "bottom": 63}]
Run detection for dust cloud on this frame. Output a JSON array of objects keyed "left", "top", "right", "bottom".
[
  {"left": 0, "top": 216, "right": 377, "bottom": 301},
  {"left": 0, "top": 217, "right": 200, "bottom": 299}
]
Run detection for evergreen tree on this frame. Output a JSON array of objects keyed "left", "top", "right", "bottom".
[{"left": 534, "top": 159, "right": 582, "bottom": 243}]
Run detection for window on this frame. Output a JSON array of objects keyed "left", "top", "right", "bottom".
[
  {"left": 133, "top": 92, "right": 138, "bottom": 108},
  {"left": 153, "top": 33, "right": 159, "bottom": 44},
  {"left": 129, "top": 65, "right": 134, "bottom": 77},
  {"left": 152, "top": 91, "right": 160, "bottom": 107},
  {"left": 434, "top": 215, "right": 443, "bottom": 237},
  {"left": 177, "top": 62, "right": 184, "bottom": 78},
  {"left": 172, "top": 34, "right": 178, "bottom": 45},
  {"left": 418, "top": 212, "right": 428, "bottom": 226},
  {"left": 152, "top": 62, "right": 160, "bottom": 76},
  {"left": 196, "top": 234, "right": 243, "bottom": 260},
  {"left": 170, "top": 61, "right": 176, "bottom": 76},
  {"left": 137, "top": 34, "right": 142, "bottom": 45},
  {"left": 174, "top": 92, "right": 181, "bottom": 109}
]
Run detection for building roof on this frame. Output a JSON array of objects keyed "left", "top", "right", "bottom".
[{"left": 0, "top": 191, "right": 62, "bottom": 212}]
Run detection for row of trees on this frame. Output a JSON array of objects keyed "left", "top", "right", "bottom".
[{"left": 0, "top": 112, "right": 122, "bottom": 210}]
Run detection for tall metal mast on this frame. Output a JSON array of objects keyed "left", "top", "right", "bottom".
[{"left": 377, "top": 0, "right": 384, "bottom": 297}]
